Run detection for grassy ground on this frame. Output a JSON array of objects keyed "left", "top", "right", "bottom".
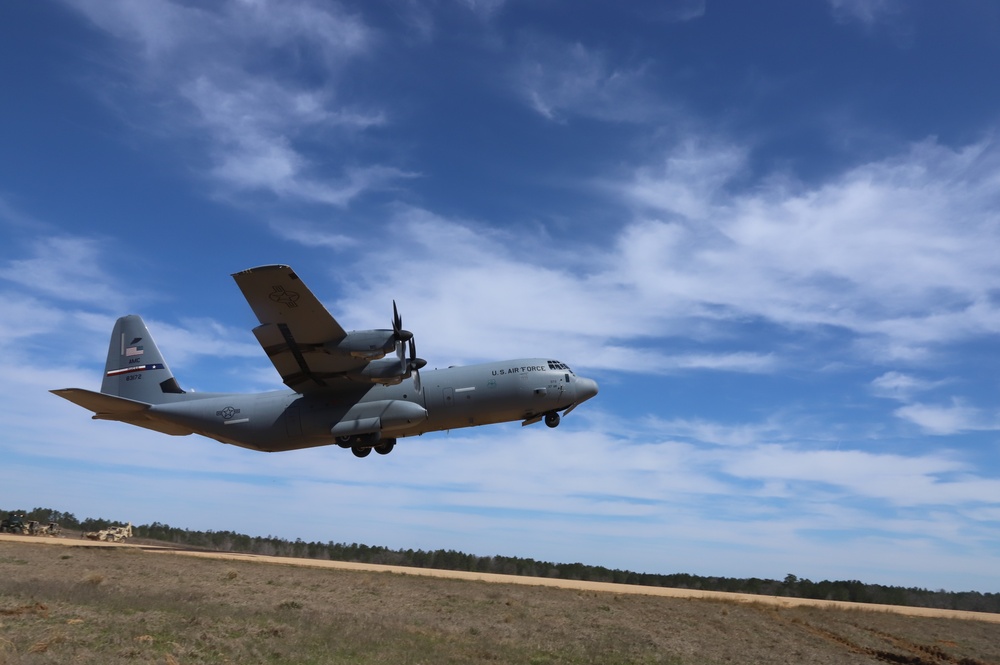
[{"left": 1, "top": 541, "right": 998, "bottom": 664}]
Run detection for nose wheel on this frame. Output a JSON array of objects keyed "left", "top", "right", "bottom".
[{"left": 544, "top": 411, "right": 561, "bottom": 428}]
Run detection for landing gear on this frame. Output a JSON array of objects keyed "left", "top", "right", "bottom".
[
  {"left": 344, "top": 436, "right": 397, "bottom": 457},
  {"left": 544, "top": 411, "right": 561, "bottom": 428}
]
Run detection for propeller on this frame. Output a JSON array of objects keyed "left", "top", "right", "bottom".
[
  {"left": 392, "top": 300, "right": 423, "bottom": 390},
  {"left": 407, "top": 337, "right": 426, "bottom": 393},
  {"left": 392, "top": 300, "right": 413, "bottom": 343}
]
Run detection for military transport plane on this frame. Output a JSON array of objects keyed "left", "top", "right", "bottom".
[{"left": 52, "top": 264, "right": 598, "bottom": 457}]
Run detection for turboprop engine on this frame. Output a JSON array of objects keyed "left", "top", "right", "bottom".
[
  {"left": 325, "top": 301, "right": 414, "bottom": 360},
  {"left": 347, "top": 338, "right": 426, "bottom": 386},
  {"left": 325, "top": 329, "right": 397, "bottom": 359}
]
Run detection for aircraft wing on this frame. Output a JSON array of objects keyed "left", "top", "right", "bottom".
[{"left": 232, "top": 265, "right": 365, "bottom": 393}]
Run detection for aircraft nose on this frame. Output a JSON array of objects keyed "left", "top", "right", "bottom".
[{"left": 576, "top": 377, "right": 599, "bottom": 402}]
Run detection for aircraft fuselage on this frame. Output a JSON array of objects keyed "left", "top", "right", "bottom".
[{"left": 146, "top": 358, "right": 597, "bottom": 452}]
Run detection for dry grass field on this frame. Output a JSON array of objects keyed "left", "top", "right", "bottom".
[{"left": 1, "top": 537, "right": 998, "bottom": 665}]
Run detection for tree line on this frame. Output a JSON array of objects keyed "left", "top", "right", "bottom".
[{"left": 5, "top": 506, "right": 998, "bottom": 614}]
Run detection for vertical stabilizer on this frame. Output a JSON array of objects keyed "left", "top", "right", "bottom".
[{"left": 101, "top": 315, "right": 185, "bottom": 403}]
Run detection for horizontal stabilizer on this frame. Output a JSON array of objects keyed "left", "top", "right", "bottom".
[
  {"left": 51, "top": 388, "right": 149, "bottom": 415},
  {"left": 51, "top": 388, "right": 196, "bottom": 436}
]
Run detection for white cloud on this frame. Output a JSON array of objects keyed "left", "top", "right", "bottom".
[
  {"left": 267, "top": 135, "right": 1000, "bottom": 373},
  {"left": 66, "top": 0, "right": 197, "bottom": 56},
  {"left": 723, "top": 444, "right": 981, "bottom": 506},
  {"left": 270, "top": 206, "right": 776, "bottom": 374},
  {"left": 512, "top": 38, "right": 670, "bottom": 123},
  {"left": 266, "top": 220, "right": 359, "bottom": 250},
  {"left": 222, "top": 130, "right": 1000, "bottom": 457},
  {"left": 893, "top": 401, "right": 999, "bottom": 436},
  {"left": 0, "top": 236, "right": 124, "bottom": 309},
  {"left": 67, "top": 0, "right": 371, "bottom": 69},
  {"left": 871, "top": 374, "right": 998, "bottom": 436},
  {"left": 610, "top": 136, "right": 1000, "bottom": 359},
  {"left": 457, "top": 0, "right": 507, "bottom": 18},
  {"left": 178, "top": 75, "right": 398, "bottom": 204},
  {"left": 645, "top": 0, "right": 706, "bottom": 23},
  {"left": 827, "top": 0, "right": 902, "bottom": 27},
  {"left": 870, "top": 371, "right": 943, "bottom": 401},
  {"left": 643, "top": 416, "right": 785, "bottom": 447},
  {"left": 148, "top": 317, "right": 262, "bottom": 364},
  {"left": 62, "top": 0, "right": 397, "bottom": 205},
  {"left": 622, "top": 139, "right": 748, "bottom": 218}
]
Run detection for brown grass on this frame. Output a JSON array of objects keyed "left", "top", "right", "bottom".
[{"left": 1, "top": 540, "right": 998, "bottom": 664}]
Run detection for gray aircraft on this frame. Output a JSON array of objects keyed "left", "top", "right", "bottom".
[{"left": 52, "top": 264, "right": 599, "bottom": 457}]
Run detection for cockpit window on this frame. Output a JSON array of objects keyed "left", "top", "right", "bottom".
[{"left": 547, "top": 360, "right": 575, "bottom": 374}]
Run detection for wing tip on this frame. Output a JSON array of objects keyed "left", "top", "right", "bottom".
[{"left": 232, "top": 264, "right": 293, "bottom": 278}]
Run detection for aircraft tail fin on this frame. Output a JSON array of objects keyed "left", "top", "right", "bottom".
[{"left": 100, "top": 315, "right": 186, "bottom": 404}]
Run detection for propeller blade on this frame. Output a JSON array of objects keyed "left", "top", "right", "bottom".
[
  {"left": 391, "top": 300, "right": 413, "bottom": 342},
  {"left": 408, "top": 338, "right": 425, "bottom": 392},
  {"left": 407, "top": 339, "right": 426, "bottom": 369}
]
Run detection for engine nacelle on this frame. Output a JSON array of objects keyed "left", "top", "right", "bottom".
[
  {"left": 347, "top": 358, "right": 407, "bottom": 384},
  {"left": 325, "top": 330, "right": 397, "bottom": 360}
]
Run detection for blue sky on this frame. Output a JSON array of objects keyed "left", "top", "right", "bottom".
[{"left": 2, "top": 0, "right": 1000, "bottom": 592}]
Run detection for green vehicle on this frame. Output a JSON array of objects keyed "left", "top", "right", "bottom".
[{"left": 0, "top": 513, "right": 28, "bottom": 534}]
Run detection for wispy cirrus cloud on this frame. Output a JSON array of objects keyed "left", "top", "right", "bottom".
[
  {"left": 511, "top": 37, "right": 671, "bottom": 123},
  {"left": 827, "top": 0, "right": 903, "bottom": 28},
  {"left": 66, "top": 0, "right": 371, "bottom": 75},
  {"left": 642, "top": 0, "right": 706, "bottom": 24},
  {"left": 0, "top": 236, "right": 122, "bottom": 308},
  {"left": 457, "top": 0, "right": 507, "bottom": 19},
  {"left": 62, "top": 0, "right": 402, "bottom": 206}
]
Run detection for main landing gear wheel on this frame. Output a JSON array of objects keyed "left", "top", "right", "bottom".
[
  {"left": 544, "top": 411, "right": 561, "bottom": 428},
  {"left": 351, "top": 446, "right": 372, "bottom": 458},
  {"left": 374, "top": 440, "right": 396, "bottom": 455}
]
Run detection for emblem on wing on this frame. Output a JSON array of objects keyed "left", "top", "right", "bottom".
[{"left": 268, "top": 285, "right": 300, "bottom": 308}]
